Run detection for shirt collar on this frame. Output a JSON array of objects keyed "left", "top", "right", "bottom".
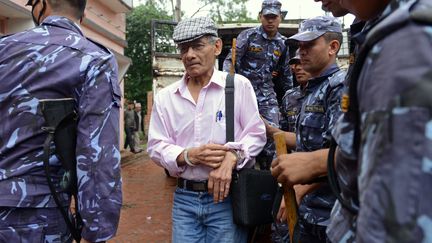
[
  {"left": 41, "top": 16, "right": 84, "bottom": 36},
  {"left": 175, "top": 68, "right": 224, "bottom": 95}
]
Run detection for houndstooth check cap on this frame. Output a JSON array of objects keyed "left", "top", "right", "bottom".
[{"left": 173, "top": 17, "right": 218, "bottom": 44}]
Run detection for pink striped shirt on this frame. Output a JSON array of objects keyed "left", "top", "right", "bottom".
[{"left": 147, "top": 69, "right": 266, "bottom": 180}]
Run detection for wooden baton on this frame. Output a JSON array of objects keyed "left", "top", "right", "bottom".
[
  {"left": 230, "top": 38, "right": 236, "bottom": 75},
  {"left": 273, "top": 131, "right": 298, "bottom": 243}
]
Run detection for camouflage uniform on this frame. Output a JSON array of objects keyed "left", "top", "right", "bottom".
[
  {"left": 326, "top": 19, "right": 365, "bottom": 243},
  {"left": 0, "top": 16, "right": 122, "bottom": 242},
  {"left": 223, "top": 23, "right": 292, "bottom": 161},
  {"left": 335, "top": 0, "right": 432, "bottom": 242},
  {"left": 280, "top": 86, "right": 305, "bottom": 133}
]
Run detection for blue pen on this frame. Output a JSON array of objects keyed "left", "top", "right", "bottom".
[{"left": 216, "top": 110, "right": 223, "bottom": 122}]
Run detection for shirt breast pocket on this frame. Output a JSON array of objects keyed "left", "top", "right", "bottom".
[
  {"left": 211, "top": 117, "right": 227, "bottom": 144},
  {"left": 299, "top": 113, "right": 326, "bottom": 151}
]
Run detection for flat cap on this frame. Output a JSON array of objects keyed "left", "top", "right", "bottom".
[
  {"left": 289, "top": 16, "right": 342, "bottom": 42},
  {"left": 173, "top": 16, "right": 218, "bottom": 44},
  {"left": 261, "top": 0, "right": 282, "bottom": 16}
]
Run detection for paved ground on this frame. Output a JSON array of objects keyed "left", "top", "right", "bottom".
[{"left": 109, "top": 150, "right": 176, "bottom": 243}]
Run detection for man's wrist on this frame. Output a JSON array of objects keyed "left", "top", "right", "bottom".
[{"left": 183, "top": 148, "right": 196, "bottom": 166}]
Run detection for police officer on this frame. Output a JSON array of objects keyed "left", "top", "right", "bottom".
[
  {"left": 280, "top": 51, "right": 312, "bottom": 133},
  {"left": 311, "top": 1, "right": 366, "bottom": 242},
  {"left": 223, "top": 0, "right": 292, "bottom": 170},
  {"left": 0, "top": 0, "right": 122, "bottom": 242},
  {"left": 271, "top": 52, "right": 312, "bottom": 243},
  {"left": 336, "top": 0, "right": 432, "bottom": 242},
  {"left": 269, "top": 16, "right": 346, "bottom": 242}
]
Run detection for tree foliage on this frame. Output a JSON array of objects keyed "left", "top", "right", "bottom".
[
  {"left": 194, "top": 0, "right": 257, "bottom": 23},
  {"left": 124, "top": 1, "right": 172, "bottom": 111}
]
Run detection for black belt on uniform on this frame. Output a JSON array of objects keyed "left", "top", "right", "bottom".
[{"left": 177, "top": 178, "right": 208, "bottom": 192}]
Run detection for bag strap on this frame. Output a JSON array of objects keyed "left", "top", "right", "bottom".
[
  {"left": 40, "top": 99, "right": 82, "bottom": 242},
  {"left": 225, "top": 73, "right": 235, "bottom": 142}
]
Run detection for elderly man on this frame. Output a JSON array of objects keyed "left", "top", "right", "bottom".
[
  {"left": 223, "top": 0, "right": 292, "bottom": 170},
  {"left": 147, "top": 17, "right": 266, "bottom": 243},
  {"left": 268, "top": 16, "right": 346, "bottom": 242}
]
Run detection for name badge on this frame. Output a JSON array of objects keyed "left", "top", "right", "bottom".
[{"left": 304, "top": 105, "right": 325, "bottom": 113}]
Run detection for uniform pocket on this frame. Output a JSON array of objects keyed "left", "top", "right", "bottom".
[
  {"left": 0, "top": 223, "right": 44, "bottom": 243},
  {"left": 357, "top": 107, "right": 430, "bottom": 242},
  {"left": 110, "top": 79, "right": 122, "bottom": 107},
  {"left": 299, "top": 113, "right": 326, "bottom": 151}
]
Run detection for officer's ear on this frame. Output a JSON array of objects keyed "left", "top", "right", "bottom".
[{"left": 328, "top": 40, "right": 341, "bottom": 56}]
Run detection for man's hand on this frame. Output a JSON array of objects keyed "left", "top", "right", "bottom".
[
  {"left": 187, "top": 144, "right": 229, "bottom": 168},
  {"left": 271, "top": 149, "right": 328, "bottom": 187},
  {"left": 208, "top": 151, "right": 237, "bottom": 203},
  {"left": 276, "top": 196, "right": 287, "bottom": 223}
]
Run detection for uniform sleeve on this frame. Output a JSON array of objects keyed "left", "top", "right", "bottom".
[
  {"left": 225, "top": 75, "right": 267, "bottom": 169},
  {"left": 223, "top": 30, "right": 248, "bottom": 73},
  {"left": 279, "top": 92, "right": 290, "bottom": 131},
  {"left": 146, "top": 92, "right": 186, "bottom": 176},
  {"left": 324, "top": 82, "right": 344, "bottom": 146},
  {"left": 75, "top": 54, "right": 122, "bottom": 242},
  {"left": 280, "top": 46, "right": 293, "bottom": 92}
]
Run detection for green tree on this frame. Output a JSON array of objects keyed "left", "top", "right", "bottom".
[
  {"left": 124, "top": 1, "right": 172, "bottom": 111},
  {"left": 194, "top": 0, "right": 257, "bottom": 23}
]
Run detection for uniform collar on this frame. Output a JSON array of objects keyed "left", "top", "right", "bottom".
[
  {"left": 306, "top": 63, "right": 340, "bottom": 90},
  {"left": 352, "top": 0, "right": 413, "bottom": 47},
  {"left": 258, "top": 26, "right": 283, "bottom": 41},
  {"left": 41, "top": 16, "right": 84, "bottom": 36}
]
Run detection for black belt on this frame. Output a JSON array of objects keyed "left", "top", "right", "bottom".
[{"left": 177, "top": 178, "right": 208, "bottom": 192}]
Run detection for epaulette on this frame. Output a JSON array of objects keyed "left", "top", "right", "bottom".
[
  {"left": 328, "top": 69, "right": 346, "bottom": 88},
  {"left": 87, "top": 37, "right": 113, "bottom": 55}
]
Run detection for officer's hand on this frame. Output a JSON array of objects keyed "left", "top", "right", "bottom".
[
  {"left": 79, "top": 238, "right": 93, "bottom": 243},
  {"left": 188, "top": 144, "right": 229, "bottom": 168},
  {"left": 276, "top": 196, "right": 287, "bottom": 222},
  {"left": 271, "top": 152, "right": 321, "bottom": 187},
  {"left": 293, "top": 184, "right": 319, "bottom": 205},
  {"left": 208, "top": 151, "right": 237, "bottom": 203},
  {"left": 272, "top": 71, "right": 279, "bottom": 77}
]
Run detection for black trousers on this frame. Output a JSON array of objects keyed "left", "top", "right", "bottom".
[{"left": 124, "top": 126, "right": 136, "bottom": 151}]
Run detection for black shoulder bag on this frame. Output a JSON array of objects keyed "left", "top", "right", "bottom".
[
  {"left": 226, "top": 73, "right": 279, "bottom": 227},
  {"left": 40, "top": 98, "right": 83, "bottom": 242}
]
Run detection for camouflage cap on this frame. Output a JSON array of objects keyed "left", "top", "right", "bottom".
[
  {"left": 288, "top": 50, "right": 300, "bottom": 65},
  {"left": 289, "top": 16, "right": 342, "bottom": 42},
  {"left": 261, "top": 0, "right": 282, "bottom": 16},
  {"left": 173, "top": 16, "right": 218, "bottom": 44}
]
